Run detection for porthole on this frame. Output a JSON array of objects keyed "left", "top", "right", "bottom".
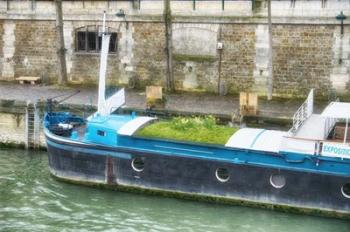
[
  {"left": 341, "top": 183, "right": 350, "bottom": 198},
  {"left": 131, "top": 157, "right": 144, "bottom": 172},
  {"left": 270, "top": 174, "right": 286, "bottom": 189},
  {"left": 215, "top": 168, "right": 229, "bottom": 182}
]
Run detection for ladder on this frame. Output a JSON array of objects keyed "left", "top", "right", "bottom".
[{"left": 25, "top": 101, "right": 40, "bottom": 149}]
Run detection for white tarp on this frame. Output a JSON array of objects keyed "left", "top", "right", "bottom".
[
  {"left": 279, "top": 136, "right": 316, "bottom": 155},
  {"left": 225, "top": 128, "right": 286, "bottom": 153},
  {"left": 321, "top": 102, "right": 350, "bottom": 119},
  {"left": 118, "top": 117, "right": 156, "bottom": 136}
]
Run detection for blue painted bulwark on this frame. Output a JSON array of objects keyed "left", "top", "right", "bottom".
[{"left": 43, "top": 111, "right": 350, "bottom": 217}]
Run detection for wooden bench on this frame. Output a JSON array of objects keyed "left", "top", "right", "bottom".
[{"left": 16, "top": 76, "right": 41, "bottom": 85}]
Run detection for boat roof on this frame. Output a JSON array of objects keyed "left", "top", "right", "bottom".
[
  {"left": 225, "top": 128, "right": 287, "bottom": 153},
  {"left": 321, "top": 102, "right": 350, "bottom": 119},
  {"left": 118, "top": 116, "right": 156, "bottom": 136}
]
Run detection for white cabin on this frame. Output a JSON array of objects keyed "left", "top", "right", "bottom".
[{"left": 226, "top": 90, "right": 350, "bottom": 159}]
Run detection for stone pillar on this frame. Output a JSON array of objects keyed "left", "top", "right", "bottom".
[
  {"left": 118, "top": 22, "right": 134, "bottom": 85},
  {"left": 1, "top": 20, "right": 15, "bottom": 80},
  {"left": 253, "top": 24, "right": 269, "bottom": 94},
  {"left": 330, "top": 27, "right": 350, "bottom": 93},
  {"left": 63, "top": 21, "right": 73, "bottom": 79}
]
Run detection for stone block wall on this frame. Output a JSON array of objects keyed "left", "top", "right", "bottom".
[
  {"left": 1, "top": 0, "right": 350, "bottom": 97},
  {"left": 272, "top": 25, "right": 334, "bottom": 96},
  {"left": 13, "top": 21, "right": 57, "bottom": 82},
  {"left": 221, "top": 24, "right": 256, "bottom": 93},
  {"left": 132, "top": 22, "right": 166, "bottom": 88},
  {"left": 70, "top": 54, "right": 121, "bottom": 84}
]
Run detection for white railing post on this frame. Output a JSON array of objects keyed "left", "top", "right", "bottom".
[
  {"left": 307, "top": 89, "right": 314, "bottom": 118},
  {"left": 290, "top": 89, "right": 314, "bottom": 134}
]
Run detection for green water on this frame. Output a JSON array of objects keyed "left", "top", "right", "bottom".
[{"left": 0, "top": 149, "right": 349, "bottom": 232}]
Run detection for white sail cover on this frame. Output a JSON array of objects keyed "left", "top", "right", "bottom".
[{"left": 97, "top": 30, "right": 125, "bottom": 116}]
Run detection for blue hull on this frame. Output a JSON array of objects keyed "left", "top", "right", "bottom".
[{"left": 45, "top": 131, "right": 350, "bottom": 218}]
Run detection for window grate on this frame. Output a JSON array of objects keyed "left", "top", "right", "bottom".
[{"left": 75, "top": 26, "right": 118, "bottom": 53}]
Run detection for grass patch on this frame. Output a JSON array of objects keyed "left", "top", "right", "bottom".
[{"left": 136, "top": 116, "right": 238, "bottom": 145}]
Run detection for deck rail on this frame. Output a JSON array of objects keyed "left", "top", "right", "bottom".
[
  {"left": 289, "top": 89, "right": 314, "bottom": 135},
  {"left": 323, "top": 98, "right": 339, "bottom": 139}
]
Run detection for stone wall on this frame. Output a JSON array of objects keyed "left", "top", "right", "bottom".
[
  {"left": 0, "top": 19, "right": 3, "bottom": 76},
  {"left": 221, "top": 24, "right": 256, "bottom": 93},
  {"left": 132, "top": 22, "right": 166, "bottom": 88},
  {"left": 272, "top": 25, "right": 334, "bottom": 96},
  {"left": 70, "top": 54, "right": 121, "bottom": 84},
  {"left": 13, "top": 21, "right": 57, "bottom": 82},
  {"left": 1, "top": 1, "right": 350, "bottom": 97}
]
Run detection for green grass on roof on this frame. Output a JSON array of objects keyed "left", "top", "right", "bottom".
[{"left": 136, "top": 116, "right": 238, "bottom": 145}]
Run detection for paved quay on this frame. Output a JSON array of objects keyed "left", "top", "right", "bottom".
[{"left": 0, "top": 82, "right": 328, "bottom": 120}]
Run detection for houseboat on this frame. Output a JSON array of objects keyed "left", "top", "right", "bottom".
[{"left": 44, "top": 14, "right": 350, "bottom": 218}]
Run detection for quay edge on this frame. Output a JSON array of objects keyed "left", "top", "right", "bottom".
[{"left": 0, "top": 99, "right": 293, "bottom": 150}]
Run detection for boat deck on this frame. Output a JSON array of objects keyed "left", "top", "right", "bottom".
[{"left": 295, "top": 114, "right": 326, "bottom": 140}]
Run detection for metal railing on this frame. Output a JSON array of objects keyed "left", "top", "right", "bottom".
[
  {"left": 323, "top": 98, "right": 339, "bottom": 139},
  {"left": 324, "top": 116, "right": 337, "bottom": 140},
  {"left": 289, "top": 89, "right": 314, "bottom": 135}
]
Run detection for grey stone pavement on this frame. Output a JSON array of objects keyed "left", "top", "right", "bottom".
[{"left": 0, "top": 82, "right": 328, "bottom": 119}]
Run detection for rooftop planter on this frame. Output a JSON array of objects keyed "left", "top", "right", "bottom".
[{"left": 136, "top": 115, "right": 238, "bottom": 145}]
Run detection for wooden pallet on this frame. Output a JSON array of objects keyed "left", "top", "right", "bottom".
[{"left": 16, "top": 76, "right": 41, "bottom": 85}]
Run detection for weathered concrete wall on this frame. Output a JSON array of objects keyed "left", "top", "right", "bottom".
[
  {"left": 172, "top": 23, "right": 219, "bottom": 91},
  {"left": 0, "top": 112, "right": 25, "bottom": 146},
  {"left": 1, "top": 0, "right": 348, "bottom": 18},
  {"left": 0, "top": 19, "right": 3, "bottom": 77},
  {"left": 1, "top": 20, "right": 16, "bottom": 80}
]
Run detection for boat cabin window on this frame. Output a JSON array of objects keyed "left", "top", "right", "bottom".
[{"left": 97, "top": 130, "right": 106, "bottom": 137}]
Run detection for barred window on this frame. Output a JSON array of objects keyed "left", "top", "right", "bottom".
[{"left": 75, "top": 26, "right": 117, "bottom": 53}]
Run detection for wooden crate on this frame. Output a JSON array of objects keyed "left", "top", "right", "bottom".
[
  {"left": 146, "top": 86, "right": 164, "bottom": 109},
  {"left": 16, "top": 76, "right": 41, "bottom": 85},
  {"left": 334, "top": 124, "right": 350, "bottom": 141},
  {"left": 240, "top": 92, "right": 258, "bottom": 116}
]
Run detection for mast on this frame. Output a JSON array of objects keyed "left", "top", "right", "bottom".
[{"left": 97, "top": 11, "right": 111, "bottom": 115}]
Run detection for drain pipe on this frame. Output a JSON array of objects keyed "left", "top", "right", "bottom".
[{"left": 217, "top": 25, "right": 223, "bottom": 95}]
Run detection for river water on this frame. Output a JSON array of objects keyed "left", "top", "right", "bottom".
[{"left": 0, "top": 149, "right": 349, "bottom": 232}]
